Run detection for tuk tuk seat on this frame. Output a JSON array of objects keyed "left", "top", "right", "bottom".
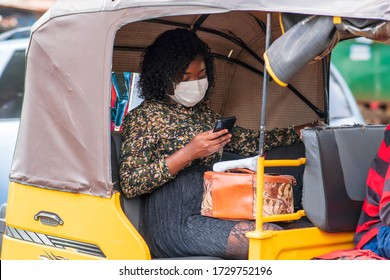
[
  {"left": 302, "top": 125, "right": 385, "bottom": 232},
  {"left": 111, "top": 132, "right": 143, "bottom": 232}
]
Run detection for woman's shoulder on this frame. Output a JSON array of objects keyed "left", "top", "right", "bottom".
[
  {"left": 127, "top": 100, "right": 164, "bottom": 116},
  {"left": 196, "top": 101, "right": 219, "bottom": 117},
  {"left": 124, "top": 100, "right": 172, "bottom": 126}
]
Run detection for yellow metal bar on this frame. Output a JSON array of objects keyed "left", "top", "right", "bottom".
[
  {"left": 255, "top": 156, "right": 266, "bottom": 233},
  {"left": 247, "top": 156, "right": 307, "bottom": 259},
  {"left": 262, "top": 210, "right": 305, "bottom": 223},
  {"left": 247, "top": 156, "right": 267, "bottom": 260},
  {"left": 333, "top": 16, "right": 342, "bottom": 24},
  {"left": 264, "top": 158, "right": 306, "bottom": 167}
]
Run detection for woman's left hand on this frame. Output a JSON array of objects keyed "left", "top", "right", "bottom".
[
  {"left": 293, "top": 120, "right": 327, "bottom": 139},
  {"left": 165, "top": 129, "right": 231, "bottom": 176},
  {"left": 184, "top": 129, "right": 232, "bottom": 160}
]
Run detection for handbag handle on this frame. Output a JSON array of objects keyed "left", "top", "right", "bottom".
[
  {"left": 226, "top": 168, "right": 255, "bottom": 174},
  {"left": 224, "top": 169, "right": 296, "bottom": 185}
]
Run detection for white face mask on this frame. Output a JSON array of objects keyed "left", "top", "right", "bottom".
[{"left": 168, "top": 78, "right": 208, "bottom": 107}]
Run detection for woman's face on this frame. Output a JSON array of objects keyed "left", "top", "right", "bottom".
[
  {"left": 168, "top": 55, "right": 209, "bottom": 107},
  {"left": 180, "top": 55, "right": 207, "bottom": 82}
]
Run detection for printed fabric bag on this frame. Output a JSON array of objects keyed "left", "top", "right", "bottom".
[{"left": 200, "top": 168, "right": 296, "bottom": 220}]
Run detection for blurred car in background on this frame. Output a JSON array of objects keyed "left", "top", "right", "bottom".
[
  {"left": 329, "top": 63, "right": 365, "bottom": 126},
  {"left": 0, "top": 36, "right": 28, "bottom": 249},
  {"left": 0, "top": 26, "right": 31, "bottom": 41}
]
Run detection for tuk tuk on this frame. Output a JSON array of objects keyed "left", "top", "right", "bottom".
[{"left": 1, "top": 0, "right": 390, "bottom": 260}]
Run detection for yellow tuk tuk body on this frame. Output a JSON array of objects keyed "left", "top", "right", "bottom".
[
  {"left": 2, "top": 0, "right": 390, "bottom": 260},
  {"left": 2, "top": 178, "right": 355, "bottom": 260}
]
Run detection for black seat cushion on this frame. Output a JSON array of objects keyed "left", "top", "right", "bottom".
[
  {"left": 111, "top": 132, "right": 123, "bottom": 192},
  {"left": 302, "top": 125, "right": 385, "bottom": 232}
]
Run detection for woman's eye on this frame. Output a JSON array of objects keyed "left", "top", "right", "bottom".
[
  {"left": 179, "top": 71, "right": 206, "bottom": 82},
  {"left": 180, "top": 75, "right": 190, "bottom": 82},
  {"left": 198, "top": 70, "right": 207, "bottom": 79}
]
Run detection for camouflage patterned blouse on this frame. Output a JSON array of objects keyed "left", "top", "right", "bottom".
[{"left": 119, "top": 100, "right": 299, "bottom": 198}]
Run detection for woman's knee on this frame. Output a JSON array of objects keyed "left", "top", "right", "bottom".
[{"left": 225, "top": 222, "right": 283, "bottom": 259}]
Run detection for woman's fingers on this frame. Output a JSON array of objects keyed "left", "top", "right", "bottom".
[
  {"left": 208, "top": 129, "right": 229, "bottom": 139},
  {"left": 187, "top": 129, "right": 232, "bottom": 159},
  {"left": 208, "top": 132, "right": 231, "bottom": 153},
  {"left": 204, "top": 129, "right": 231, "bottom": 145},
  {"left": 216, "top": 133, "right": 231, "bottom": 145}
]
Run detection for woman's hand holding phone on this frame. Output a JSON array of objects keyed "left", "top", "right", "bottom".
[
  {"left": 184, "top": 129, "right": 231, "bottom": 160},
  {"left": 166, "top": 129, "right": 231, "bottom": 176},
  {"left": 170, "top": 117, "right": 237, "bottom": 169},
  {"left": 213, "top": 116, "right": 237, "bottom": 134}
]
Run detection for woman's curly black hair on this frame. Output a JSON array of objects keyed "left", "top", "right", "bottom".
[{"left": 138, "top": 28, "right": 215, "bottom": 101}]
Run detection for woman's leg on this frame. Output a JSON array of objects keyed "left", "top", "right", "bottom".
[
  {"left": 225, "top": 221, "right": 283, "bottom": 259},
  {"left": 141, "top": 165, "right": 235, "bottom": 258}
]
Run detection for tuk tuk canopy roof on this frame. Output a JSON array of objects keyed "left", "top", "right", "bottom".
[
  {"left": 43, "top": 0, "right": 390, "bottom": 21},
  {"left": 10, "top": 0, "right": 390, "bottom": 198}
]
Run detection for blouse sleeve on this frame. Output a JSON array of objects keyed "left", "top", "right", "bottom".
[
  {"left": 119, "top": 111, "right": 174, "bottom": 198},
  {"left": 224, "top": 126, "right": 300, "bottom": 156}
]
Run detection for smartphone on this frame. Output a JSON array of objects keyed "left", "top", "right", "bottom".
[{"left": 213, "top": 116, "right": 237, "bottom": 134}]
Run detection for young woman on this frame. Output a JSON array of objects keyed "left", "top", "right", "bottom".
[{"left": 119, "top": 28, "right": 301, "bottom": 259}]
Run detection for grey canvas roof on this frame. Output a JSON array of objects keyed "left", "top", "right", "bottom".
[
  {"left": 43, "top": 0, "right": 390, "bottom": 21},
  {"left": 10, "top": 0, "right": 390, "bottom": 198}
]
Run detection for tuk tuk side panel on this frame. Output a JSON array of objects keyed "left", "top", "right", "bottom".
[
  {"left": 248, "top": 227, "right": 354, "bottom": 260},
  {"left": 2, "top": 183, "right": 151, "bottom": 260},
  {"left": 1, "top": 237, "right": 104, "bottom": 260}
]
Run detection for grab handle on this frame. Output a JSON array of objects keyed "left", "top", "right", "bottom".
[
  {"left": 34, "top": 211, "right": 64, "bottom": 227},
  {"left": 226, "top": 168, "right": 255, "bottom": 174}
]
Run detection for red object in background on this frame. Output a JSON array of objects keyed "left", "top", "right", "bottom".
[
  {"left": 110, "top": 84, "right": 117, "bottom": 131},
  {"left": 370, "top": 101, "right": 380, "bottom": 110}
]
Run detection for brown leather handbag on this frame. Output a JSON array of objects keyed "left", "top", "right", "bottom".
[{"left": 200, "top": 168, "right": 296, "bottom": 220}]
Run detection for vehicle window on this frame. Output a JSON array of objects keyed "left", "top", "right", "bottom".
[
  {"left": 0, "top": 50, "right": 25, "bottom": 118},
  {"left": 3, "top": 31, "right": 31, "bottom": 41},
  {"left": 329, "top": 73, "right": 353, "bottom": 120}
]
